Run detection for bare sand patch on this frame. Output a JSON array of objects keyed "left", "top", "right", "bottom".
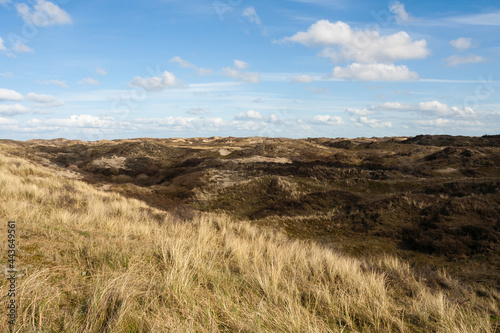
[
  {"left": 435, "top": 167, "right": 458, "bottom": 174},
  {"left": 233, "top": 156, "right": 292, "bottom": 164},
  {"left": 219, "top": 149, "right": 231, "bottom": 156},
  {"left": 92, "top": 155, "right": 127, "bottom": 169}
]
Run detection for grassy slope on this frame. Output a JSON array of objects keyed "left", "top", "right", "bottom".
[{"left": 0, "top": 145, "right": 498, "bottom": 332}]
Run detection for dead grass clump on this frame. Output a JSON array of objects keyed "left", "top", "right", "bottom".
[{"left": 111, "top": 174, "right": 133, "bottom": 183}]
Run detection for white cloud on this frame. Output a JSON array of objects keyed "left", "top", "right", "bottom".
[
  {"left": 37, "top": 79, "right": 68, "bottom": 88},
  {"left": 418, "top": 101, "right": 449, "bottom": 113},
  {"left": 368, "top": 100, "right": 476, "bottom": 117},
  {"left": 448, "top": 106, "right": 476, "bottom": 117},
  {"left": 234, "top": 59, "right": 249, "bottom": 70},
  {"left": 450, "top": 37, "right": 473, "bottom": 51},
  {"left": 445, "top": 54, "right": 485, "bottom": 67},
  {"left": 134, "top": 116, "right": 226, "bottom": 132},
  {"left": 0, "top": 104, "right": 29, "bottom": 116},
  {"left": 186, "top": 107, "right": 211, "bottom": 115},
  {"left": 283, "top": 20, "right": 429, "bottom": 63},
  {"left": 0, "top": 37, "right": 6, "bottom": 51},
  {"left": 0, "top": 0, "right": 12, "bottom": 6},
  {"left": 450, "top": 11, "right": 500, "bottom": 26},
  {"left": 269, "top": 114, "right": 281, "bottom": 124},
  {"left": 389, "top": 1, "right": 412, "bottom": 23},
  {"left": 28, "top": 115, "right": 115, "bottom": 128},
  {"left": 222, "top": 67, "right": 260, "bottom": 83},
  {"left": 195, "top": 68, "right": 215, "bottom": 76},
  {"left": 13, "top": 41, "right": 33, "bottom": 53},
  {"left": 357, "top": 116, "right": 392, "bottom": 128},
  {"left": 16, "top": 0, "right": 72, "bottom": 27},
  {"left": 312, "top": 115, "right": 344, "bottom": 125},
  {"left": 96, "top": 68, "right": 107, "bottom": 75},
  {"left": 26, "top": 92, "right": 63, "bottom": 106},
  {"left": 331, "top": 63, "right": 419, "bottom": 81},
  {"left": 346, "top": 108, "right": 374, "bottom": 116},
  {"left": 290, "top": 75, "right": 314, "bottom": 83},
  {"left": 0, "top": 88, "right": 23, "bottom": 101},
  {"left": 368, "top": 101, "right": 405, "bottom": 111},
  {"left": 414, "top": 118, "right": 482, "bottom": 127},
  {"left": 0, "top": 72, "right": 13, "bottom": 78},
  {"left": 170, "top": 56, "right": 196, "bottom": 69},
  {"left": 0, "top": 117, "right": 18, "bottom": 125},
  {"left": 26, "top": 92, "right": 56, "bottom": 103},
  {"left": 418, "top": 101, "right": 475, "bottom": 116},
  {"left": 307, "top": 87, "right": 330, "bottom": 94},
  {"left": 233, "top": 111, "right": 282, "bottom": 127},
  {"left": 129, "top": 71, "right": 179, "bottom": 91},
  {"left": 170, "top": 56, "right": 214, "bottom": 76},
  {"left": 78, "top": 78, "right": 100, "bottom": 86},
  {"left": 242, "top": 6, "right": 261, "bottom": 25},
  {"left": 236, "top": 110, "right": 263, "bottom": 120}
]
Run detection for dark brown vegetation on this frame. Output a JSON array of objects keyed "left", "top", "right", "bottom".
[{"left": 3, "top": 134, "right": 499, "bottom": 289}]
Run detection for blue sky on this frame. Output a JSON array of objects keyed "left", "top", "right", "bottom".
[{"left": 0, "top": 0, "right": 499, "bottom": 140}]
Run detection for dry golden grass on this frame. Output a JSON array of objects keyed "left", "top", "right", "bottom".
[{"left": 0, "top": 146, "right": 498, "bottom": 332}]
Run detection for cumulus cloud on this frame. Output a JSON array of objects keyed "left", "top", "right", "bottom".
[
  {"left": 0, "top": 88, "right": 23, "bottom": 101},
  {"left": 417, "top": 101, "right": 448, "bottom": 113},
  {"left": 27, "top": 114, "right": 115, "bottom": 128},
  {"left": 234, "top": 59, "right": 249, "bottom": 70},
  {"left": 242, "top": 6, "right": 261, "bottom": 25},
  {"left": 235, "top": 110, "right": 263, "bottom": 120},
  {"left": 414, "top": 118, "right": 481, "bottom": 127},
  {"left": 269, "top": 114, "right": 282, "bottom": 124},
  {"left": 290, "top": 75, "right": 314, "bottom": 83},
  {"left": 0, "top": 117, "right": 18, "bottom": 125},
  {"left": 370, "top": 102, "right": 412, "bottom": 111},
  {"left": 445, "top": 54, "right": 485, "bottom": 67},
  {"left": 222, "top": 67, "right": 260, "bottom": 83},
  {"left": 389, "top": 1, "right": 412, "bottom": 23},
  {"left": 330, "top": 63, "right": 419, "bottom": 81},
  {"left": 37, "top": 79, "right": 68, "bottom": 88},
  {"left": 96, "top": 68, "right": 107, "bottom": 75},
  {"left": 418, "top": 101, "right": 475, "bottom": 116},
  {"left": 368, "top": 100, "right": 476, "bottom": 117},
  {"left": 20, "top": 115, "right": 228, "bottom": 135},
  {"left": 129, "top": 71, "right": 180, "bottom": 91},
  {"left": 283, "top": 20, "right": 429, "bottom": 64},
  {"left": 16, "top": 0, "right": 72, "bottom": 27},
  {"left": 312, "top": 115, "right": 344, "bottom": 125},
  {"left": 234, "top": 111, "right": 282, "bottom": 125},
  {"left": 355, "top": 116, "right": 392, "bottom": 128},
  {"left": 346, "top": 108, "right": 374, "bottom": 116},
  {"left": 186, "top": 107, "right": 211, "bottom": 115},
  {"left": 450, "top": 37, "right": 473, "bottom": 51},
  {"left": 170, "top": 56, "right": 214, "bottom": 76},
  {"left": 0, "top": 104, "right": 29, "bottom": 116},
  {"left": 133, "top": 116, "right": 225, "bottom": 132},
  {"left": 78, "top": 78, "right": 100, "bottom": 86}
]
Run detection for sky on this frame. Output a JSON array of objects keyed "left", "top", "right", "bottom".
[{"left": 0, "top": 0, "right": 499, "bottom": 141}]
